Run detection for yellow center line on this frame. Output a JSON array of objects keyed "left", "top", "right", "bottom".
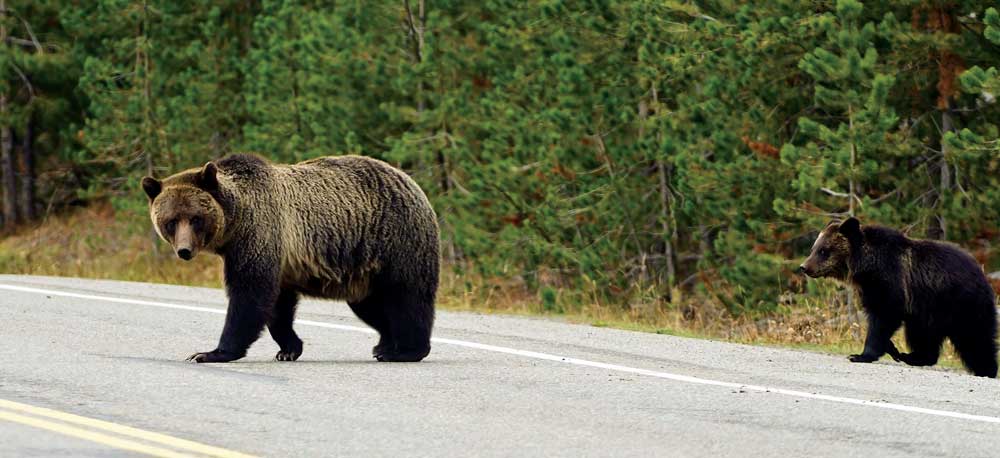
[
  {"left": 0, "top": 409, "right": 197, "bottom": 458},
  {"left": 0, "top": 399, "right": 257, "bottom": 458}
]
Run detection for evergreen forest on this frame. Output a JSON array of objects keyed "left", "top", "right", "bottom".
[{"left": 2, "top": 0, "right": 999, "bottom": 326}]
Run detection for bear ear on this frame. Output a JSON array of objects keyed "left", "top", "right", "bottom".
[
  {"left": 141, "top": 177, "right": 161, "bottom": 200},
  {"left": 196, "top": 162, "right": 219, "bottom": 191},
  {"left": 838, "top": 217, "right": 862, "bottom": 244}
]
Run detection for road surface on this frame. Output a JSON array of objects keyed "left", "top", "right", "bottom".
[{"left": 0, "top": 275, "right": 998, "bottom": 457}]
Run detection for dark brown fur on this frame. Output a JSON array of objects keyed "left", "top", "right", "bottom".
[
  {"left": 800, "top": 217, "right": 998, "bottom": 377},
  {"left": 143, "top": 154, "right": 440, "bottom": 363}
]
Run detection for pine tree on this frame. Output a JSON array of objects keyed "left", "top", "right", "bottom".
[
  {"left": 953, "top": 6, "right": 1000, "bottom": 239},
  {"left": 0, "top": 0, "right": 79, "bottom": 227},
  {"left": 242, "top": 1, "right": 398, "bottom": 161},
  {"left": 777, "top": 0, "right": 901, "bottom": 227},
  {"left": 65, "top": 0, "right": 256, "bottom": 216},
  {"left": 8, "top": 1, "right": 1000, "bottom": 312}
]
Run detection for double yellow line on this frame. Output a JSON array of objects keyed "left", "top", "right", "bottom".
[{"left": 0, "top": 399, "right": 257, "bottom": 458}]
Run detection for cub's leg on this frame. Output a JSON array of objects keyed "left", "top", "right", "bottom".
[
  {"left": 849, "top": 313, "right": 902, "bottom": 363},
  {"left": 884, "top": 340, "right": 904, "bottom": 362},
  {"left": 949, "top": 296, "right": 998, "bottom": 378},
  {"left": 268, "top": 288, "right": 304, "bottom": 361},
  {"left": 950, "top": 327, "right": 998, "bottom": 378},
  {"left": 893, "top": 322, "right": 943, "bottom": 367}
]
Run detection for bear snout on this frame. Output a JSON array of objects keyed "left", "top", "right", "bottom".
[
  {"left": 798, "top": 263, "right": 818, "bottom": 277},
  {"left": 172, "top": 219, "right": 197, "bottom": 261}
]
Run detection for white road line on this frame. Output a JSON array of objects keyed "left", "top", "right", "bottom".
[{"left": 2, "top": 282, "right": 999, "bottom": 425}]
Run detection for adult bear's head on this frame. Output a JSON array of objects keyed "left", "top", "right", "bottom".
[
  {"left": 798, "top": 218, "right": 859, "bottom": 280},
  {"left": 142, "top": 162, "right": 226, "bottom": 261}
]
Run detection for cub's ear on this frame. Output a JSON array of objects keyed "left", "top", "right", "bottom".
[
  {"left": 838, "top": 217, "right": 862, "bottom": 244},
  {"left": 196, "top": 162, "right": 219, "bottom": 191},
  {"left": 141, "top": 177, "right": 162, "bottom": 200}
]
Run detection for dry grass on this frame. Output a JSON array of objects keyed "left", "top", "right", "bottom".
[
  {"left": 0, "top": 204, "right": 222, "bottom": 288},
  {"left": 0, "top": 203, "right": 967, "bottom": 370},
  {"left": 437, "top": 247, "right": 967, "bottom": 369}
]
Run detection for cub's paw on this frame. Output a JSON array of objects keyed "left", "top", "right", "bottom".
[
  {"left": 275, "top": 350, "right": 301, "bottom": 362},
  {"left": 275, "top": 339, "right": 303, "bottom": 362},
  {"left": 884, "top": 343, "right": 904, "bottom": 362},
  {"left": 848, "top": 353, "right": 877, "bottom": 363},
  {"left": 187, "top": 349, "right": 241, "bottom": 363}
]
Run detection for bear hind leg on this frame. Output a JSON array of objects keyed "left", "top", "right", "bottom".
[
  {"left": 349, "top": 294, "right": 395, "bottom": 359},
  {"left": 896, "top": 324, "right": 943, "bottom": 367},
  {"left": 950, "top": 327, "right": 998, "bottom": 378},
  {"left": 268, "top": 287, "right": 303, "bottom": 361},
  {"left": 377, "top": 289, "right": 433, "bottom": 363}
]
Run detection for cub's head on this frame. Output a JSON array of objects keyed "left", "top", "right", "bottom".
[
  {"left": 798, "top": 217, "right": 862, "bottom": 280},
  {"left": 141, "top": 162, "right": 225, "bottom": 261}
]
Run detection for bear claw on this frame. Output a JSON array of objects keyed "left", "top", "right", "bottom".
[
  {"left": 275, "top": 350, "right": 301, "bottom": 362},
  {"left": 187, "top": 349, "right": 241, "bottom": 363}
]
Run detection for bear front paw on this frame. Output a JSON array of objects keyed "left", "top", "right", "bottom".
[
  {"left": 275, "top": 350, "right": 301, "bottom": 361},
  {"left": 274, "top": 338, "right": 303, "bottom": 362},
  {"left": 186, "top": 349, "right": 241, "bottom": 363},
  {"left": 848, "top": 353, "right": 877, "bottom": 363}
]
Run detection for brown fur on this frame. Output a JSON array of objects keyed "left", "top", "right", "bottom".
[
  {"left": 799, "top": 218, "right": 998, "bottom": 377},
  {"left": 144, "top": 173, "right": 225, "bottom": 260},
  {"left": 799, "top": 221, "right": 851, "bottom": 280},
  {"left": 143, "top": 154, "right": 440, "bottom": 363}
]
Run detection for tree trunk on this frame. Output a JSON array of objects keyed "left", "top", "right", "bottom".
[
  {"left": 0, "top": 122, "right": 15, "bottom": 226},
  {"left": 922, "top": 5, "right": 962, "bottom": 241},
  {"left": 644, "top": 85, "right": 676, "bottom": 292},
  {"left": 848, "top": 105, "right": 856, "bottom": 217},
  {"left": 0, "top": 0, "right": 14, "bottom": 228},
  {"left": 19, "top": 117, "right": 35, "bottom": 221},
  {"left": 404, "top": 0, "right": 448, "bottom": 193},
  {"left": 927, "top": 105, "right": 953, "bottom": 240},
  {"left": 657, "top": 160, "right": 676, "bottom": 289},
  {"left": 139, "top": 0, "right": 160, "bottom": 253}
]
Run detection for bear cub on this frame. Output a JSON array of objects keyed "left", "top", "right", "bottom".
[
  {"left": 142, "top": 154, "right": 439, "bottom": 363},
  {"left": 799, "top": 217, "right": 997, "bottom": 377}
]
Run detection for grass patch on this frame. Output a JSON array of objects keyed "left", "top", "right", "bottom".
[
  {"left": 0, "top": 203, "right": 970, "bottom": 371},
  {"left": 0, "top": 204, "right": 222, "bottom": 287}
]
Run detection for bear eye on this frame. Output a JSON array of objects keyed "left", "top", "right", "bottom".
[
  {"left": 164, "top": 219, "right": 177, "bottom": 235},
  {"left": 818, "top": 248, "right": 829, "bottom": 256},
  {"left": 190, "top": 216, "right": 203, "bottom": 229}
]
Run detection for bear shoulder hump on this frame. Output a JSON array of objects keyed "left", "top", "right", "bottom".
[{"left": 215, "top": 154, "right": 271, "bottom": 179}]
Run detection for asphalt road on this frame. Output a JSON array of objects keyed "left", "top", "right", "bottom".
[{"left": 0, "top": 275, "right": 998, "bottom": 457}]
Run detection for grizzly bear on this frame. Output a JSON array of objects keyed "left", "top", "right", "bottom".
[
  {"left": 799, "top": 217, "right": 998, "bottom": 377},
  {"left": 141, "top": 154, "right": 439, "bottom": 363}
]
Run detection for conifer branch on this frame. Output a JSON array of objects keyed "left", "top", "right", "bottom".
[
  {"left": 820, "top": 187, "right": 864, "bottom": 208},
  {"left": 9, "top": 9, "right": 43, "bottom": 54}
]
